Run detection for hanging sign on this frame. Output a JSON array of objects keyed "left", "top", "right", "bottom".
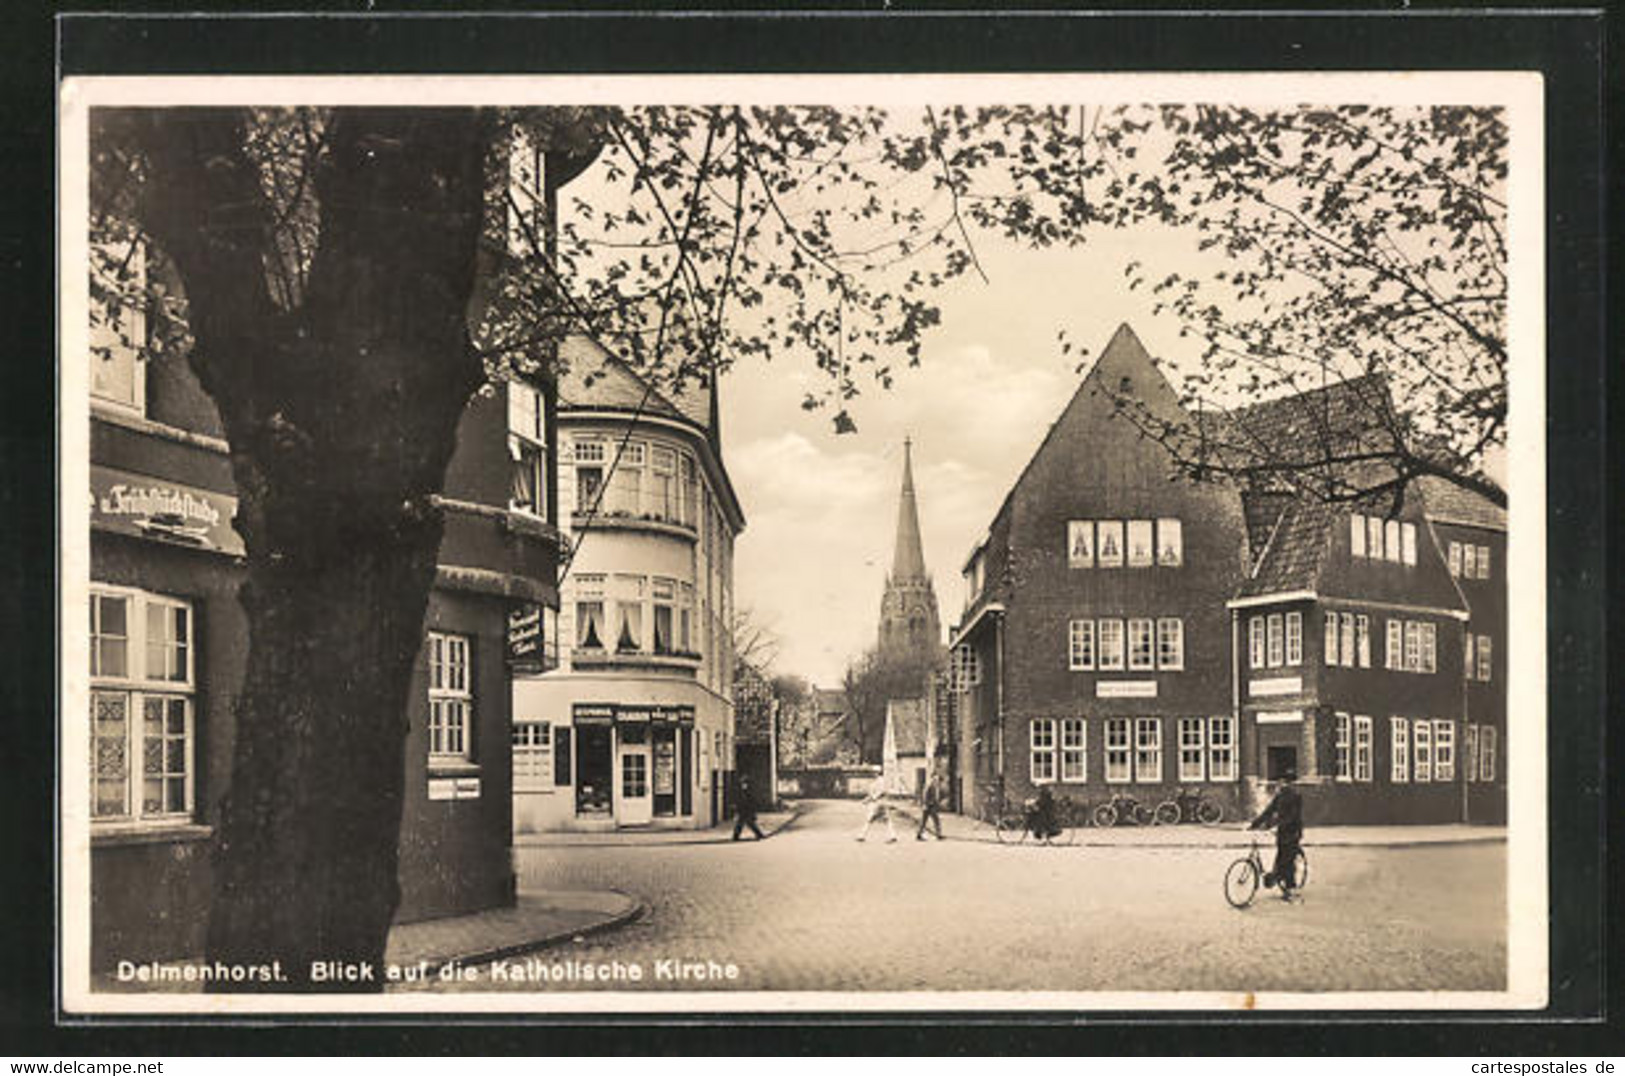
[
  {"left": 508, "top": 602, "right": 543, "bottom": 666},
  {"left": 91, "top": 464, "right": 243, "bottom": 556}
]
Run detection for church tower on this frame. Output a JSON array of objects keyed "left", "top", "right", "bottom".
[{"left": 877, "top": 438, "right": 942, "bottom": 662}]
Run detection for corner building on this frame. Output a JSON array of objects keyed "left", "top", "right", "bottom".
[{"left": 512, "top": 337, "right": 744, "bottom": 833}]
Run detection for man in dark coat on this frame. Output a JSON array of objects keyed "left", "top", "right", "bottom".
[
  {"left": 732, "top": 775, "right": 765, "bottom": 840},
  {"left": 915, "top": 772, "right": 944, "bottom": 841},
  {"left": 1249, "top": 772, "right": 1304, "bottom": 899}
]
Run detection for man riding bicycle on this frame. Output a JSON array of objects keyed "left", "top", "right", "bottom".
[
  {"left": 1026, "top": 785, "right": 1061, "bottom": 841},
  {"left": 1248, "top": 771, "right": 1304, "bottom": 900}
]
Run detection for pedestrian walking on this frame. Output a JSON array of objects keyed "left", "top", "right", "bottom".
[
  {"left": 855, "top": 775, "right": 898, "bottom": 842},
  {"left": 916, "top": 772, "right": 944, "bottom": 841},
  {"left": 732, "top": 775, "right": 765, "bottom": 841},
  {"left": 1249, "top": 771, "right": 1304, "bottom": 899}
]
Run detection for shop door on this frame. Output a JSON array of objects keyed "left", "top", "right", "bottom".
[
  {"left": 574, "top": 724, "right": 613, "bottom": 816},
  {"left": 618, "top": 742, "right": 653, "bottom": 826}
]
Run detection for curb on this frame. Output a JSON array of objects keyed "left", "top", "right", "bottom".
[
  {"left": 513, "top": 805, "right": 804, "bottom": 849},
  {"left": 415, "top": 890, "right": 648, "bottom": 975}
]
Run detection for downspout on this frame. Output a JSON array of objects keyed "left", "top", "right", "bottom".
[
  {"left": 1461, "top": 626, "right": 1472, "bottom": 825},
  {"left": 1231, "top": 607, "right": 1243, "bottom": 804},
  {"left": 995, "top": 611, "right": 1006, "bottom": 785}
]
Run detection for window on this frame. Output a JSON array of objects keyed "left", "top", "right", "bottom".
[
  {"left": 1097, "top": 521, "right": 1124, "bottom": 568},
  {"left": 1465, "top": 633, "right": 1475, "bottom": 679},
  {"left": 622, "top": 751, "right": 649, "bottom": 798},
  {"left": 1029, "top": 719, "right": 1057, "bottom": 783},
  {"left": 1461, "top": 544, "right": 1477, "bottom": 579},
  {"left": 574, "top": 574, "right": 606, "bottom": 650},
  {"left": 1350, "top": 514, "right": 1366, "bottom": 557},
  {"left": 1354, "top": 716, "right": 1373, "bottom": 782},
  {"left": 1060, "top": 718, "right": 1087, "bottom": 782},
  {"left": 951, "top": 644, "right": 982, "bottom": 689},
  {"left": 508, "top": 381, "right": 548, "bottom": 518},
  {"left": 1414, "top": 720, "right": 1433, "bottom": 782},
  {"left": 513, "top": 721, "right": 553, "bottom": 787},
  {"left": 1178, "top": 717, "right": 1205, "bottom": 782},
  {"left": 1335, "top": 612, "right": 1353, "bottom": 667},
  {"left": 1448, "top": 541, "right": 1463, "bottom": 577},
  {"left": 1476, "top": 545, "right": 1491, "bottom": 579},
  {"left": 1390, "top": 718, "right": 1410, "bottom": 783},
  {"left": 573, "top": 438, "right": 606, "bottom": 512},
  {"left": 613, "top": 574, "right": 645, "bottom": 651},
  {"left": 1334, "top": 713, "right": 1351, "bottom": 781},
  {"left": 1324, "top": 611, "right": 1339, "bottom": 666},
  {"left": 1104, "top": 719, "right": 1131, "bottom": 784},
  {"left": 1126, "top": 520, "right": 1154, "bottom": 567},
  {"left": 1128, "top": 618, "right": 1155, "bottom": 671},
  {"left": 1464, "top": 724, "right": 1479, "bottom": 783},
  {"left": 1367, "top": 516, "right": 1384, "bottom": 560},
  {"left": 1266, "top": 613, "right": 1284, "bottom": 668},
  {"left": 1356, "top": 615, "right": 1371, "bottom": 668},
  {"left": 427, "top": 632, "right": 472, "bottom": 761},
  {"left": 1433, "top": 720, "right": 1456, "bottom": 781},
  {"left": 1157, "top": 518, "right": 1183, "bottom": 566},
  {"left": 90, "top": 240, "right": 147, "bottom": 413},
  {"left": 1401, "top": 522, "right": 1417, "bottom": 566},
  {"left": 1476, "top": 635, "right": 1492, "bottom": 681},
  {"left": 650, "top": 446, "right": 678, "bottom": 521},
  {"left": 1067, "top": 521, "right": 1094, "bottom": 568},
  {"left": 651, "top": 577, "right": 676, "bottom": 655},
  {"left": 1420, "top": 622, "right": 1437, "bottom": 674},
  {"left": 608, "top": 441, "right": 645, "bottom": 515},
  {"left": 1403, "top": 621, "right": 1421, "bottom": 672},
  {"left": 1480, "top": 726, "right": 1497, "bottom": 782},
  {"left": 1386, "top": 618, "right": 1437, "bottom": 674},
  {"left": 1068, "top": 619, "right": 1095, "bottom": 671},
  {"left": 1386, "top": 619, "right": 1403, "bottom": 669},
  {"left": 90, "top": 589, "right": 194, "bottom": 823},
  {"left": 1384, "top": 520, "right": 1401, "bottom": 563},
  {"left": 1285, "top": 612, "right": 1302, "bottom": 665},
  {"left": 1251, "top": 616, "right": 1267, "bottom": 669},
  {"left": 1097, "top": 619, "right": 1125, "bottom": 671},
  {"left": 1133, "top": 718, "right": 1162, "bottom": 783},
  {"left": 1156, "top": 618, "right": 1184, "bottom": 671},
  {"left": 1208, "top": 717, "right": 1237, "bottom": 781},
  {"left": 679, "top": 582, "right": 695, "bottom": 652}
]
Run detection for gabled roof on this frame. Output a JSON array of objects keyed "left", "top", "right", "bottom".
[
  {"left": 1414, "top": 475, "right": 1507, "bottom": 532},
  {"left": 886, "top": 698, "right": 929, "bottom": 756},
  {"left": 1222, "top": 373, "right": 1394, "bottom": 474},
  {"left": 1235, "top": 499, "right": 1336, "bottom": 599}
]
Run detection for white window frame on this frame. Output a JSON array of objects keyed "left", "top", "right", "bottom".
[
  {"left": 1068, "top": 619, "right": 1095, "bottom": 671},
  {"left": 1448, "top": 540, "right": 1463, "bottom": 577},
  {"left": 1480, "top": 726, "right": 1497, "bottom": 782},
  {"left": 1157, "top": 518, "right": 1183, "bottom": 566},
  {"left": 1097, "top": 618, "right": 1125, "bottom": 671},
  {"left": 1323, "top": 611, "right": 1339, "bottom": 666},
  {"left": 1126, "top": 520, "right": 1154, "bottom": 568},
  {"left": 1420, "top": 622, "right": 1437, "bottom": 674},
  {"left": 572, "top": 437, "right": 607, "bottom": 513},
  {"left": 1476, "top": 634, "right": 1493, "bottom": 682},
  {"left": 1401, "top": 522, "right": 1417, "bottom": 566},
  {"left": 1384, "top": 519, "right": 1402, "bottom": 563},
  {"left": 89, "top": 239, "right": 148, "bottom": 415},
  {"left": 1477, "top": 545, "right": 1492, "bottom": 580},
  {"left": 1340, "top": 611, "right": 1356, "bottom": 668},
  {"left": 1390, "top": 717, "right": 1410, "bottom": 783},
  {"left": 90, "top": 587, "right": 196, "bottom": 825},
  {"left": 1334, "top": 712, "right": 1352, "bottom": 782},
  {"left": 1367, "top": 516, "right": 1384, "bottom": 560},
  {"left": 1350, "top": 514, "right": 1366, "bottom": 558},
  {"left": 512, "top": 720, "right": 553, "bottom": 789},
  {"left": 1356, "top": 614, "right": 1371, "bottom": 668},
  {"left": 1060, "top": 718, "right": 1087, "bottom": 782},
  {"left": 1097, "top": 520, "right": 1125, "bottom": 568},
  {"left": 1251, "top": 616, "right": 1267, "bottom": 669},
  {"left": 1462, "top": 543, "right": 1477, "bottom": 579},
  {"left": 1156, "top": 617, "right": 1184, "bottom": 671},
  {"left": 1127, "top": 617, "right": 1155, "bottom": 672},
  {"left": 1208, "top": 716, "right": 1237, "bottom": 781},
  {"left": 1386, "top": 619, "right": 1404, "bottom": 669},
  {"left": 1285, "top": 612, "right": 1303, "bottom": 666},
  {"left": 1067, "top": 520, "right": 1095, "bottom": 568},
  {"left": 1354, "top": 715, "right": 1373, "bottom": 782},
  {"left": 507, "top": 380, "right": 548, "bottom": 519},
  {"left": 427, "top": 631, "right": 473, "bottom": 762},
  {"left": 1104, "top": 718, "right": 1132, "bottom": 784},
  {"left": 1177, "top": 717, "right": 1205, "bottom": 782},
  {"left": 1414, "top": 720, "right": 1433, "bottom": 782},
  {"left": 1133, "top": 717, "right": 1162, "bottom": 784},
  {"left": 1266, "top": 613, "right": 1284, "bottom": 668},
  {"left": 1464, "top": 724, "right": 1479, "bottom": 783},
  {"left": 1029, "top": 718, "right": 1057, "bottom": 784},
  {"left": 1433, "top": 720, "right": 1456, "bottom": 781}
]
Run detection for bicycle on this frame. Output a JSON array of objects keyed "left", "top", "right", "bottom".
[
  {"left": 1153, "top": 787, "right": 1225, "bottom": 826},
  {"left": 974, "top": 784, "right": 1027, "bottom": 843},
  {"left": 1222, "top": 837, "right": 1310, "bottom": 908},
  {"left": 1092, "top": 792, "right": 1154, "bottom": 827},
  {"left": 996, "top": 794, "right": 1079, "bottom": 846}
]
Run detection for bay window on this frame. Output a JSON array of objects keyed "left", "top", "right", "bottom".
[
  {"left": 652, "top": 577, "right": 677, "bottom": 655},
  {"left": 573, "top": 438, "right": 606, "bottom": 512},
  {"left": 651, "top": 446, "right": 677, "bottom": 521},
  {"left": 573, "top": 574, "right": 606, "bottom": 650}
]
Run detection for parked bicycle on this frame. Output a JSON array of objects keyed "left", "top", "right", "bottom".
[
  {"left": 1222, "top": 836, "right": 1310, "bottom": 908},
  {"left": 1091, "top": 792, "right": 1154, "bottom": 827},
  {"left": 1153, "top": 787, "right": 1225, "bottom": 826}
]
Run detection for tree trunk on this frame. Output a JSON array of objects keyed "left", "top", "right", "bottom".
[{"left": 126, "top": 107, "right": 492, "bottom": 991}]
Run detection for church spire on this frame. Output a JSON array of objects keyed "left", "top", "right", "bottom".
[{"left": 890, "top": 437, "right": 927, "bottom": 581}]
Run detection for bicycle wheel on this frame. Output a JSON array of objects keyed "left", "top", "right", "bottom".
[
  {"left": 995, "top": 813, "right": 1027, "bottom": 844},
  {"left": 1131, "top": 802, "right": 1155, "bottom": 826},
  {"left": 1048, "top": 818, "right": 1077, "bottom": 846},
  {"left": 1290, "top": 848, "right": 1309, "bottom": 891},
  {"left": 1153, "top": 801, "right": 1180, "bottom": 826},
  {"left": 1223, "top": 859, "right": 1259, "bottom": 909},
  {"left": 1092, "top": 803, "right": 1118, "bottom": 828},
  {"left": 1197, "top": 800, "right": 1224, "bottom": 826}
]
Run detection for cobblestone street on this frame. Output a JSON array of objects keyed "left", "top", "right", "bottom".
[{"left": 438, "top": 799, "right": 1506, "bottom": 995}]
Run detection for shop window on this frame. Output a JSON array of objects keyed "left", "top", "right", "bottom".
[
  {"left": 427, "top": 631, "right": 472, "bottom": 761},
  {"left": 1354, "top": 715, "right": 1373, "bottom": 782},
  {"left": 1433, "top": 720, "right": 1456, "bottom": 781},
  {"left": 90, "top": 588, "right": 194, "bottom": 825},
  {"left": 1208, "top": 717, "right": 1236, "bottom": 781},
  {"left": 1133, "top": 718, "right": 1162, "bottom": 783},
  {"left": 1126, "top": 520, "right": 1154, "bottom": 568},
  {"left": 1029, "top": 718, "right": 1056, "bottom": 784},
  {"left": 1060, "top": 718, "right": 1086, "bottom": 782},
  {"left": 1067, "top": 521, "right": 1094, "bottom": 568},
  {"left": 1104, "top": 718, "right": 1131, "bottom": 784},
  {"left": 1156, "top": 618, "right": 1184, "bottom": 671},
  {"left": 1285, "top": 612, "right": 1302, "bottom": 666},
  {"left": 1334, "top": 713, "right": 1351, "bottom": 781},
  {"left": 1157, "top": 518, "right": 1183, "bottom": 566},
  {"left": 1097, "top": 619, "right": 1125, "bottom": 671},
  {"left": 1127, "top": 618, "right": 1154, "bottom": 671},
  {"left": 1177, "top": 717, "right": 1205, "bottom": 782},
  {"left": 507, "top": 380, "right": 548, "bottom": 519},
  {"left": 1390, "top": 718, "right": 1409, "bottom": 783}
]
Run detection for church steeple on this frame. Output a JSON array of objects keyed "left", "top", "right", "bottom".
[
  {"left": 878, "top": 437, "right": 942, "bottom": 660},
  {"left": 891, "top": 437, "right": 928, "bottom": 581}
]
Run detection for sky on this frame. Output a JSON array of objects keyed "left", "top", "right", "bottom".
[{"left": 719, "top": 227, "right": 1206, "bottom": 687}]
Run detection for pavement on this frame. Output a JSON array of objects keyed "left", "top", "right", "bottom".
[{"left": 514, "top": 807, "right": 800, "bottom": 847}]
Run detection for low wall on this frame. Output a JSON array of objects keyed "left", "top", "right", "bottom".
[{"left": 777, "top": 765, "right": 881, "bottom": 800}]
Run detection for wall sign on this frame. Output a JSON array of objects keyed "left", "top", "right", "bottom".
[
  {"left": 91, "top": 464, "right": 244, "bottom": 556},
  {"left": 1096, "top": 680, "right": 1158, "bottom": 698},
  {"left": 1249, "top": 676, "right": 1304, "bottom": 698},
  {"left": 1255, "top": 710, "right": 1304, "bottom": 725},
  {"left": 573, "top": 704, "right": 615, "bottom": 724},
  {"left": 427, "top": 776, "right": 482, "bottom": 800}
]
